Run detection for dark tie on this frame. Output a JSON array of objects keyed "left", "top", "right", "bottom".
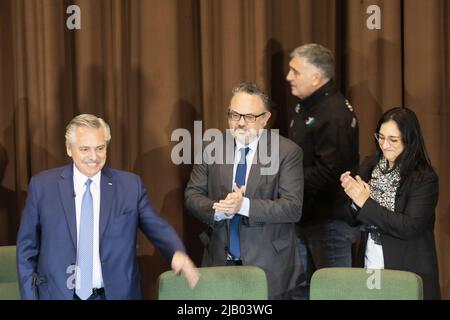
[
  {"left": 229, "top": 147, "right": 250, "bottom": 259},
  {"left": 76, "top": 179, "right": 94, "bottom": 300}
]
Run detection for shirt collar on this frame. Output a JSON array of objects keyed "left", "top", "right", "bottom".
[
  {"left": 297, "top": 79, "right": 338, "bottom": 110},
  {"left": 73, "top": 164, "right": 101, "bottom": 189}
]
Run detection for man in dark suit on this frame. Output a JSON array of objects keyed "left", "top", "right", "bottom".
[
  {"left": 286, "top": 43, "right": 360, "bottom": 298},
  {"left": 184, "top": 83, "right": 304, "bottom": 299},
  {"left": 16, "top": 114, "right": 199, "bottom": 300}
]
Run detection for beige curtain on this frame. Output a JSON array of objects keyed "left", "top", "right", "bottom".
[{"left": 0, "top": 0, "right": 449, "bottom": 299}]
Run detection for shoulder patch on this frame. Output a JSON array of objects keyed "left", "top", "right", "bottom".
[{"left": 345, "top": 99, "right": 354, "bottom": 112}]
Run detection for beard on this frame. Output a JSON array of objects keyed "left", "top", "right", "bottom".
[{"left": 230, "top": 126, "right": 260, "bottom": 144}]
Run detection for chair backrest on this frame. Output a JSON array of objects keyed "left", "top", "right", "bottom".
[
  {"left": 310, "top": 267, "right": 423, "bottom": 300},
  {"left": 0, "top": 245, "right": 20, "bottom": 300},
  {"left": 157, "top": 266, "right": 268, "bottom": 300}
]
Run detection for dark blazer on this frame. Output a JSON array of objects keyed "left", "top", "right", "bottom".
[
  {"left": 350, "top": 156, "right": 440, "bottom": 300},
  {"left": 184, "top": 131, "right": 304, "bottom": 297},
  {"left": 288, "top": 80, "right": 359, "bottom": 223},
  {"left": 16, "top": 164, "right": 185, "bottom": 300}
]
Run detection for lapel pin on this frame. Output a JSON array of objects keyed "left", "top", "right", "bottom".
[
  {"left": 305, "top": 117, "right": 316, "bottom": 126},
  {"left": 108, "top": 182, "right": 113, "bottom": 186}
]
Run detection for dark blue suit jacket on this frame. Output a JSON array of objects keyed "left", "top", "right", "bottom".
[{"left": 16, "top": 164, "right": 185, "bottom": 299}]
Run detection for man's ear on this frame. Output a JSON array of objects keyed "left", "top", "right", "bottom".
[
  {"left": 263, "top": 112, "right": 272, "bottom": 126},
  {"left": 311, "top": 71, "right": 323, "bottom": 87},
  {"left": 66, "top": 143, "right": 72, "bottom": 157}
]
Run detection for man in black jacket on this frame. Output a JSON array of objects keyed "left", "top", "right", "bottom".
[{"left": 286, "top": 43, "right": 360, "bottom": 299}]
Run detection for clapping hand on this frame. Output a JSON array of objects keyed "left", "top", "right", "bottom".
[
  {"left": 340, "top": 171, "right": 371, "bottom": 208},
  {"left": 212, "top": 183, "right": 246, "bottom": 216}
]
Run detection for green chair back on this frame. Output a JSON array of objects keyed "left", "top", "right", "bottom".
[
  {"left": 310, "top": 267, "right": 423, "bottom": 300},
  {"left": 157, "top": 266, "right": 268, "bottom": 300},
  {"left": 0, "top": 246, "right": 20, "bottom": 300}
]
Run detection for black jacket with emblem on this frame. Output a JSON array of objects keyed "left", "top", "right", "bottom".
[{"left": 288, "top": 80, "right": 359, "bottom": 223}]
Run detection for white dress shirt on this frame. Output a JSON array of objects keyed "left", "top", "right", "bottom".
[
  {"left": 365, "top": 235, "right": 385, "bottom": 269},
  {"left": 352, "top": 202, "right": 384, "bottom": 269},
  {"left": 214, "top": 138, "right": 258, "bottom": 221},
  {"left": 73, "top": 165, "right": 104, "bottom": 289}
]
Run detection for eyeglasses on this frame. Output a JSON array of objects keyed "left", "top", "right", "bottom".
[
  {"left": 374, "top": 133, "right": 402, "bottom": 146},
  {"left": 228, "top": 111, "right": 267, "bottom": 123}
]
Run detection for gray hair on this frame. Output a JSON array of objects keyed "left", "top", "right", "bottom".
[
  {"left": 65, "top": 114, "right": 111, "bottom": 144},
  {"left": 290, "top": 43, "right": 335, "bottom": 80},
  {"left": 230, "top": 82, "right": 271, "bottom": 111}
]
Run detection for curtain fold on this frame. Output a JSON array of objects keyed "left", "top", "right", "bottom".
[{"left": 344, "top": 0, "right": 403, "bottom": 157}]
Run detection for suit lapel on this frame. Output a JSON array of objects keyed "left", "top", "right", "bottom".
[
  {"left": 220, "top": 162, "right": 234, "bottom": 194},
  {"left": 220, "top": 132, "right": 234, "bottom": 194},
  {"left": 245, "top": 161, "right": 262, "bottom": 198},
  {"left": 245, "top": 131, "right": 272, "bottom": 197},
  {"left": 59, "top": 165, "right": 77, "bottom": 248},
  {"left": 99, "top": 166, "right": 114, "bottom": 240}
]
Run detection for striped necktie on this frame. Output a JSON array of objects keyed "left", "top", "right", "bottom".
[
  {"left": 76, "top": 179, "right": 94, "bottom": 300},
  {"left": 229, "top": 147, "right": 250, "bottom": 259}
]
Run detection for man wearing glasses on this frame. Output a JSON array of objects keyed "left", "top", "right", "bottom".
[
  {"left": 185, "top": 82, "right": 304, "bottom": 299},
  {"left": 286, "top": 43, "right": 360, "bottom": 299}
]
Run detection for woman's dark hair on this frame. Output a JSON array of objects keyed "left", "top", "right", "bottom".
[{"left": 374, "top": 107, "right": 435, "bottom": 183}]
